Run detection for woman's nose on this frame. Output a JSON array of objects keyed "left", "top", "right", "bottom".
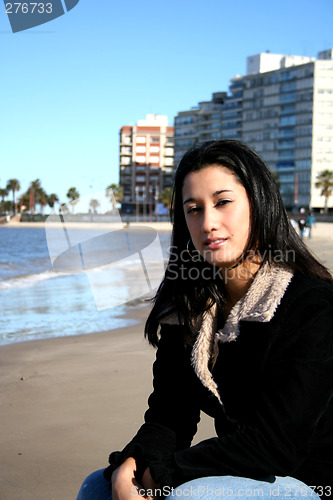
[{"left": 201, "top": 207, "right": 218, "bottom": 232}]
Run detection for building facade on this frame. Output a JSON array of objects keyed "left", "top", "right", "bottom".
[
  {"left": 119, "top": 114, "right": 174, "bottom": 215},
  {"left": 174, "top": 50, "right": 333, "bottom": 211},
  {"left": 174, "top": 92, "right": 226, "bottom": 166},
  {"left": 231, "top": 51, "right": 333, "bottom": 210}
]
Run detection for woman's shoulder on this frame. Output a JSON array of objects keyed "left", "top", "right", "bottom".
[
  {"left": 287, "top": 271, "right": 333, "bottom": 299},
  {"left": 270, "top": 272, "right": 333, "bottom": 357},
  {"left": 279, "top": 270, "right": 333, "bottom": 320}
]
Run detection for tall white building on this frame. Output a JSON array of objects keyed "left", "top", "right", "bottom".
[
  {"left": 230, "top": 50, "right": 333, "bottom": 210},
  {"left": 175, "top": 50, "right": 333, "bottom": 211}
]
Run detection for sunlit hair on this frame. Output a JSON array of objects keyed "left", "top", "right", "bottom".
[{"left": 145, "top": 139, "right": 332, "bottom": 346}]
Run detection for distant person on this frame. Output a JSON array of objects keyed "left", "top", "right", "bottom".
[
  {"left": 76, "top": 140, "right": 333, "bottom": 500},
  {"left": 298, "top": 215, "right": 307, "bottom": 239},
  {"left": 306, "top": 212, "right": 316, "bottom": 239}
]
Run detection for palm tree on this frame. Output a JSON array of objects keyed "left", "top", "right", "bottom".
[
  {"left": 36, "top": 188, "right": 47, "bottom": 214},
  {"left": 106, "top": 183, "right": 123, "bottom": 213},
  {"left": 27, "top": 179, "right": 43, "bottom": 214},
  {"left": 0, "top": 188, "right": 8, "bottom": 213},
  {"left": 47, "top": 193, "right": 59, "bottom": 209},
  {"left": 315, "top": 170, "right": 333, "bottom": 214},
  {"left": 89, "top": 199, "right": 100, "bottom": 214},
  {"left": 6, "top": 179, "right": 20, "bottom": 215},
  {"left": 66, "top": 187, "right": 80, "bottom": 214}
]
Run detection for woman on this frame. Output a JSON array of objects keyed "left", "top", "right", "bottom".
[{"left": 77, "top": 140, "right": 333, "bottom": 500}]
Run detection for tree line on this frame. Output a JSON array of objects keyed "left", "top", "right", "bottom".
[
  {"left": 0, "top": 178, "right": 59, "bottom": 215},
  {"left": 0, "top": 180, "right": 126, "bottom": 216},
  {"left": 0, "top": 178, "right": 173, "bottom": 216}
]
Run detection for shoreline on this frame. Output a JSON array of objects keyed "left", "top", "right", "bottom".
[{"left": 0, "top": 299, "right": 149, "bottom": 348}]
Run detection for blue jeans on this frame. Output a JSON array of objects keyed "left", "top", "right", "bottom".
[{"left": 76, "top": 469, "right": 320, "bottom": 500}]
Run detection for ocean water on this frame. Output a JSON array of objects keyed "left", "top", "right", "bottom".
[{"left": 0, "top": 225, "right": 171, "bottom": 345}]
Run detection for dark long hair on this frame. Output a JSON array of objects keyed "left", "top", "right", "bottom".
[{"left": 145, "top": 139, "right": 332, "bottom": 346}]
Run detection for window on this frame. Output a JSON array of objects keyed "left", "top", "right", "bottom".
[
  {"left": 150, "top": 156, "right": 159, "bottom": 164},
  {"left": 136, "top": 136, "right": 146, "bottom": 144},
  {"left": 279, "top": 150, "right": 294, "bottom": 159},
  {"left": 175, "top": 138, "right": 196, "bottom": 149},
  {"left": 281, "top": 70, "right": 297, "bottom": 81},
  {"left": 280, "top": 116, "right": 296, "bottom": 126},
  {"left": 175, "top": 116, "right": 195, "bottom": 125},
  {"left": 279, "top": 139, "right": 295, "bottom": 149},
  {"left": 122, "top": 136, "right": 131, "bottom": 144},
  {"left": 280, "top": 92, "right": 296, "bottom": 104},
  {"left": 149, "top": 176, "right": 159, "bottom": 183},
  {"left": 279, "top": 128, "right": 295, "bottom": 138},
  {"left": 120, "top": 157, "right": 131, "bottom": 165},
  {"left": 280, "top": 104, "right": 295, "bottom": 115},
  {"left": 279, "top": 174, "right": 295, "bottom": 183},
  {"left": 281, "top": 82, "right": 296, "bottom": 93},
  {"left": 151, "top": 137, "right": 159, "bottom": 143}
]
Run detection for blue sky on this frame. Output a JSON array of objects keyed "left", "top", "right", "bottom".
[{"left": 1, "top": 0, "right": 333, "bottom": 208}]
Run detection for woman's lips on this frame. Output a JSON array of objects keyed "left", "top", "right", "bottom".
[{"left": 204, "top": 238, "right": 227, "bottom": 250}]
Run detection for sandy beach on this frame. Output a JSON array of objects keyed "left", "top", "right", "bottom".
[{"left": 1, "top": 226, "right": 333, "bottom": 500}]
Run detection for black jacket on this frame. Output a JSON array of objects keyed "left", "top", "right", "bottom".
[{"left": 105, "top": 269, "right": 333, "bottom": 498}]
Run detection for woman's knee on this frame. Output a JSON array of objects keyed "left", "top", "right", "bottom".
[{"left": 76, "top": 469, "right": 111, "bottom": 500}]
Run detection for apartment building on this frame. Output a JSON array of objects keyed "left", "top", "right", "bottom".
[
  {"left": 174, "top": 50, "right": 333, "bottom": 211},
  {"left": 174, "top": 92, "right": 226, "bottom": 166},
  {"left": 119, "top": 114, "right": 174, "bottom": 214},
  {"left": 232, "top": 51, "right": 333, "bottom": 210}
]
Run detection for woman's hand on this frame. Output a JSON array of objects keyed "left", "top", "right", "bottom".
[
  {"left": 112, "top": 458, "right": 157, "bottom": 500},
  {"left": 141, "top": 467, "right": 161, "bottom": 497}
]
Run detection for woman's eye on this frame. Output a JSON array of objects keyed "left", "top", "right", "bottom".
[
  {"left": 187, "top": 206, "right": 200, "bottom": 214},
  {"left": 216, "top": 199, "right": 232, "bottom": 207}
]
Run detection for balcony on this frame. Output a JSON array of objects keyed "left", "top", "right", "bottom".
[
  {"left": 279, "top": 92, "right": 296, "bottom": 104},
  {"left": 279, "top": 129, "right": 295, "bottom": 138},
  {"left": 278, "top": 140, "right": 295, "bottom": 149},
  {"left": 222, "top": 121, "right": 242, "bottom": 130}
]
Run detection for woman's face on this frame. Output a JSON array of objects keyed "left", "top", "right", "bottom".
[{"left": 182, "top": 164, "right": 251, "bottom": 269}]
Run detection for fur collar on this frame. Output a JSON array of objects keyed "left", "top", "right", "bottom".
[{"left": 191, "top": 263, "right": 293, "bottom": 406}]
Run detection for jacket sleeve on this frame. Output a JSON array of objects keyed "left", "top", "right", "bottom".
[
  {"left": 104, "top": 323, "right": 201, "bottom": 484},
  {"left": 169, "top": 287, "right": 333, "bottom": 486}
]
